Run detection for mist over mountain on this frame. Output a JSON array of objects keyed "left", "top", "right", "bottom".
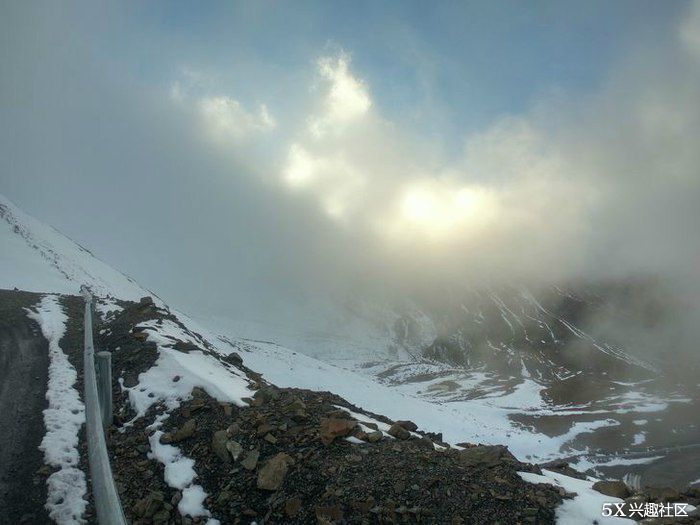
[{"left": 3, "top": 4, "right": 700, "bottom": 372}]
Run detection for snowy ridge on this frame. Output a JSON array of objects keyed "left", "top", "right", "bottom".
[{"left": 0, "top": 194, "right": 156, "bottom": 301}]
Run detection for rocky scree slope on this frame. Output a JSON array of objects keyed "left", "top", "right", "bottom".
[
  {"left": 90, "top": 295, "right": 700, "bottom": 524},
  {"left": 94, "top": 296, "right": 567, "bottom": 524}
]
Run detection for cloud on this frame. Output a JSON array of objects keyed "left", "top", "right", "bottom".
[
  {"left": 308, "top": 53, "right": 372, "bottom": 138},
  {"left": 5, "top": 0, "right": 697, "bottom": 360},
  {"left": 680, "top": 0, "right": 700, "bottom": 58},
  {"left": 199, "top": 97, "right": 276, "bottom": 141},
  {"left": 271, "top": 53, "right": 594, "bottom": 283},
  {"left": 267, "top": 0, "right": 700, "bottom": 289},
  {"left": 169, "top": 71, "right": 276, "bottom": 144}
]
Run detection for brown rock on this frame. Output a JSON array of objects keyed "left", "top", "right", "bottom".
[
  {"left": 395, "top": 420, "right": 418, "bottom": 432},
  {"left": 286, "top": 396, "right": 306, "bottom": 412},
  {"left": 139, "top": 296, "right": 155, "bottom": 308},
  {"left": 226, "top": 440, "right": 243, "bottom": 461},
  {"left": 592, "top": 480, "right": 631, "bottom": 499},
  {"left": 316, "top": 504, "right": 343, "bottom": 523},
  {"left": 457, "top": 445, "right": 517, "bottom": 467},
  {"left": 319, "top": 418, "right": 357, "bottom": 446},
  {"left": 241, "top": 449, "right": 260, "bottom": 470},
  {"left": 222, "top": 352, "right": 243, "bottom": 367},
  {"left": 134, "top": 491, "right": 164, "bottom": 518},
  {"left": 160, "top": 419, "right": 196, "bottom": 444},
  {"left": 211, "top": 430, "right": 230, "bottom": 463},
  {"left": 257, "top": 453, "right": 293, "bottom": 491},
  {"left": 189, "top": 398, "right": 206, "bottom": 412},
  {"left": 367, "top": 431, "right": 383, "bottom": 443},
  {"left": 284, "top": 497, "right": 302, "bottom": 518},
  {"left": 253, "top": 386, "right": 279, "bottom": 403},
  {"left": 388, "top": 423, "right": 410, "bottom": 440},
  {"left": 257, "top": 423, "right": 275, "bottom": 435}
]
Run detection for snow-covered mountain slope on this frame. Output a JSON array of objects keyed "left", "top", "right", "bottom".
[{"left": 0, "top": 194, "right": 156, "bottom": 301}]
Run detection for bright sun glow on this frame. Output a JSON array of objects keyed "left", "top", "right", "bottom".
[{"left": 397, "top": 182, "right": 498, "bottom": 239}]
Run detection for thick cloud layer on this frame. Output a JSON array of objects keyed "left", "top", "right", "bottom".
[{"left": 1, "top": 1, "right": 699, "bottom": 358}]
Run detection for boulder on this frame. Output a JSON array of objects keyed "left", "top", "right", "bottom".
[
  {"left": 222, "top": 352, "right": 243, "bottom": 367},
  {"left": 133, "top": 330, "right": 149, "bottom": 342},
  {"left": 395, "top": 420, "right": 418, "bottom": 432},
  {"left": 134, "top": 491, "right": 165, "bottom": 518},
  {"left": 388, "top": 423, "right": 410, "bottom": 440},
  {"left": 592, "top": 480, "right": 631, "bottom": 499},
  {"left": 226, "top": 440, "right": 243, "bottom": 461},
  {"left": 540, "top": 459, "right": 587, "bottom": 480},
  {"left": 257, "top": 453, "right": 293, "bottom": 491},
  {"left": 457, "top": 445, "right": 517, "bottom": 467},
  {"left": 241, "top": 449, "right": 260, "bottom": 471},
  {"left": 284, "top": 497, "right": 302, "bottom": 518},
  {"left": 367, "top": 431, "right": 383, "bottom": 443},
  {"left": 315, "top": 503, "right": 344, "bottom": 523},
  {"left": 319, "top": 418, "right": 357, "bottom": 445},
  {"left": 160, "top": 419, "right": 196, "bottom": 444},
  {"left": 211, "top": 430, "right": 230, "bottom": 463},
  {"left": 139, "top": 296, "right": 155, "bottom": 308},
  {"left": 253, "top": 386, "right": 279, "bottom": 403}
]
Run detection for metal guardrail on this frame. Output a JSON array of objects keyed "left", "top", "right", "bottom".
[{"left": 82, "top": 289, "right": 128, "bottom": 525}]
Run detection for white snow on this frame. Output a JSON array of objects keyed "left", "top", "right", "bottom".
[
  {"left": 94, "top": 297, "right": 124, "bottom": 319},
  {"left": 632, "top": 432, "right": 646, "bottom": 445},
  {"left": 123, "top": 320, "right": 253, "bottom": 419},
  {"left": 518, "top": 469, "right": 635, "bottom": 524},
  {"left": 179, "top": 486, "right": 210, "bottom": 519},
  {"left": 26, "top": 295, "right": 87, "bottom": 525},
  {"left": 571, "top": 455, "right": 664, "bottom": 475},
  {"left": 221, "top": 336, "right": 621, "bottom": 462},
  {"left": 148, "top": 431, "right": 198, "bottom": 490},
  {"left": 147, "top": 424, "right": 216, "bottom": 521}
]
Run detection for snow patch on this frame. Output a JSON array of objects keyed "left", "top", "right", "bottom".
[
  {"left": 94, "top": 297, "right": 123, "bottom": 319},
  {"left": 26, "top": 295, "right": 87, "bottom": 525},
  {"left": 146, "top": 422, "right": 215, "bottom": 520},
  {"left": 124, "top": 321, "right": 253, "bottom": 419},
  {"left": 518, "top": 469, "right": 635, "bottom": 524}
]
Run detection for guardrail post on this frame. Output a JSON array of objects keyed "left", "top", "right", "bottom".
[{"left": 96, "top": 351, "right": 113, "bottom": 428}]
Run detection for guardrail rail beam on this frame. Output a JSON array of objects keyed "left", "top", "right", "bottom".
[{"left": 81, "top": 289, "right": 128, "bottom": 525}]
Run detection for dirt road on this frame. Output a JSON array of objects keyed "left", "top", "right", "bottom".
[{"left": 0, "top": 289, "right": 52, "bottom": 524}]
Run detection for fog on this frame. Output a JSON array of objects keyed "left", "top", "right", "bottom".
[{"left": 2, "top": 1, "right": 699, "bottom": 366}]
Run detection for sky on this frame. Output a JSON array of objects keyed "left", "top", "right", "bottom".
[{"left": 1, "top": 1, "right": 699, "bottom": 335}]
